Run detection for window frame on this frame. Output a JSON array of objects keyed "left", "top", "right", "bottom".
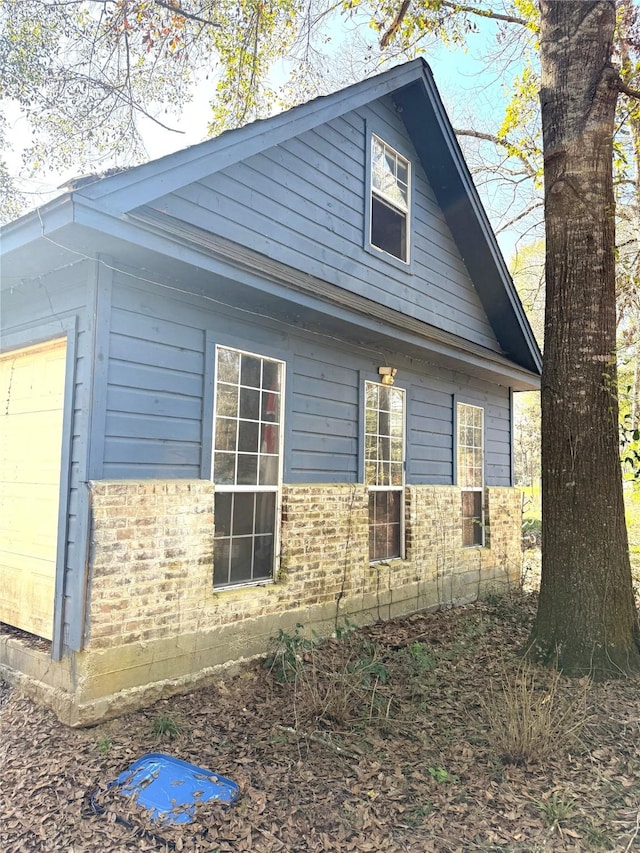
[
  {"left": 211, "top": 345, "right": 285, "bottom": 589},
  {"left": 455, "top": 400, "right": 485, "bottom": 548},
  {"left": 367, "top": 132, "right": 412, "bottom": 268},
  {"left": 364, "top": 379, "right": 406, "bottom": 563}
]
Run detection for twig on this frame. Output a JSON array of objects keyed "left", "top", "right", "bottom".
[
  {"left": 153, "top": 0, "right": 221, "bottom": 28},
  {"left": 276, "top": 724, "right": 359, "bottom": 760},
  {"left": 623, "top": 807, "right": 640, "bottom": 852}
]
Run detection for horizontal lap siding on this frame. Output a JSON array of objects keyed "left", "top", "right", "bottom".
[
  {"left": 289, "top": 353, "right": 359, "bottom": 481},
  {"left": 102, "top": 278, "right": 511, "bottom": 486},
  {"left": 457, "top": 383, "right": 512, "bottom": 488},
  {"left": 149, "top": 98, "right": 499, "bottom": 351},
  {"left": 104, "top": 281, "right": 205, "bottom": 477},
  {"left": 408, "top": 375, "right": 511, "bottom": 487},
  {"left": 485, "top": 405, "right": 512, "bottom": 486},
  {"left": 409, "top": 383, "right": 454, "bottom": 484}
]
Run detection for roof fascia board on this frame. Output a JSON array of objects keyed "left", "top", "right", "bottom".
[
  {"left": 0, "top": 194, "right": 75, "bottom": 258},
  {"left": 399, "top": 74, "right": 542, "bottom": 374},
  {"left": 76, "top": 61, "right": 427, "bottom": 215}
]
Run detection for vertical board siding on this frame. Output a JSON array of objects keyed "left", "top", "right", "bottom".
[{"left": 148, "top": 97, "right": 499, "bottom": 351}]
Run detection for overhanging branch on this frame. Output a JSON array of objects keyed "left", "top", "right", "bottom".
[
  {"left": 380, "top": 0, "right": 529, "bottom": 48},
  {"left": 618, "top": 76, "right": 640, "bottom": 101},
  {"left": 46, "top": 0, "right": 221, "bottom": 28},
  {"left": 380, "top": 0, "right": 412, "bottom": 48},
  {"left": 455, "top": 127, "right": 538, "bottom": 177},
  {"left": 152, "top": 0, "right": 221, "bottom": 28}
]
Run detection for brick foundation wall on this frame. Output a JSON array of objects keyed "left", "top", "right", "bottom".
[
  {"left": 88, "top": 481, "right": 214, "bottom": 648},
  {"left": 22, "top": 480, "right": 522, "bottom": 723},
  {"left": 87, "top": 481, "right": 522, "bottom": 652}
]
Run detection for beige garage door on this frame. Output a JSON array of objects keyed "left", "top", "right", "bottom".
[{"left": 0, "top": 338, "right": 67, "bottom": 640}]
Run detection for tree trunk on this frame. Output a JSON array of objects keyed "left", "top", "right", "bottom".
[{"left": 529, "top": 0, "right": 640, "bottom": 678}]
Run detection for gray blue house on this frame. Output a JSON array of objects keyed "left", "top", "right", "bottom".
[{"left": 0, "top": 58, "right": 541, "bottom": 724}]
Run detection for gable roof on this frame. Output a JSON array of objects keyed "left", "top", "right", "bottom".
[{"left": 1, "top": 58, "right": 541, "bottom": 380}]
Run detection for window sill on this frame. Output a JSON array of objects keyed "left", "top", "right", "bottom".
[
  {"left": 364, "top": 241, "right": 414, "bottom": 275},
  {"left": 211, "top": 577, "right": 275, "bottom": 596},
  {"left": 369, "top": 557, "right": 407, "bottom": 568}
]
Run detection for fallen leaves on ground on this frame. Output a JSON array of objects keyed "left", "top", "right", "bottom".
[{"left": 2, "top": 592, "right": 640, "bottom": 852}]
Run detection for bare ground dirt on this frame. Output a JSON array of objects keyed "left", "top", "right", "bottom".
[{"left": 2, "top": 587, "right": 640, "bottom": 853}]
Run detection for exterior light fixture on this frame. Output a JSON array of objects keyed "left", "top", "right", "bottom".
[{"left": 378, "top": 366, "right": 398, "bottom": 386}]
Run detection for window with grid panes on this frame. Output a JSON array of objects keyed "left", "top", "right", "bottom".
[
  {"left": 365, "top": 381, "right": 405, "bottom": 561},
  {"left": 213, "top": 346, "right": 283, "bottom": 587},
  {"left": 370, "top": 135, "right": 410, "bottom": 262},
  {"left": 456, "top": 402, "right": 484, "bottom": 547}
]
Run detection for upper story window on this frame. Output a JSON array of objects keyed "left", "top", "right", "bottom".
[
  {"left": 365, "top": 381, "right": 405, "bottom": 562},
  {"left": 370, "top": 135, "right": 410, "bottom": 263},
  {"left": 456, "top": 402, "right": 484, "bottom": 547}
]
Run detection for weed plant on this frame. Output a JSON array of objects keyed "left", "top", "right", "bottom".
[
  {"left": 152, "top": 714, "right": 181, "bottom": 739},
  {"left": 265, "top": 622, "right": 392, "bottom": 726},
  {"left": 427, "top": 766, "right": 458, "bottom": 784},
  {"left": 531, "top": 790, "right": 577, "bottom": 829},
  {"left": 97, "top": 736, "right": 113, "bottom": 756}
]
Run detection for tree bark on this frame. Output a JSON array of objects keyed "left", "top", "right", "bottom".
[{"left": 529, "top": 0, "right": 640, "bottom": 679}]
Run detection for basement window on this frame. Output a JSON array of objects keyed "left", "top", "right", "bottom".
[{"left": 370, "top": 135, "right": 410, "bottom": 263}]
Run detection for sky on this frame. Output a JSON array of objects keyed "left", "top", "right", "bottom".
[{"left": 3, "top": 10, "right": 535, "bottom": 260}]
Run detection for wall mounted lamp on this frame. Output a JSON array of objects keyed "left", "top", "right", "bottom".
[{"left": 378, "top": 366, "right": 398, "bottom": 386}]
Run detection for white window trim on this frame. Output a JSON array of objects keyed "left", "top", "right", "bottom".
[
  {"left": 212, "top": 345, "right": 285, "bottom": 589},
  {"left": 369, "top": 134, "right": 411, "bottom": 265},
  {"left": 456, "top": 401, "right": 485, "bottom": 548},
  {"left": 365, "top": 380, "right": 406, "bottom": 562}
]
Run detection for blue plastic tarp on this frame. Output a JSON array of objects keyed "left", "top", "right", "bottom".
[{"left": 106, "top": 752, "right": 239, "bottom": 825}]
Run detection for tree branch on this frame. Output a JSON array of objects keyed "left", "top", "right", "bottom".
[
  {"left": 438, "top": 0, "right": 529, "bottom": 26},
  {"left": 45, "top": 0, "right": 221, "bottom": 27},
  {"left": 380, "top": 0, "right": 529, "bottom": 48},
  {"left": 454, "top": 127, "right": 538, "bottom": 177},
  {"left": 617, "top": 76, "right": 640, "bottom": 101},
  {"left": 495, "top": 199, "right": 543, "bottom": 233},
  {"left": 380, "top": 0, "right": 412, "bottom": 48},
  {"left": 152, "top": 0, "right": 221, "bottom": 28}
]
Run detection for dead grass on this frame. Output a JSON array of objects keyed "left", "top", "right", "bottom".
[
  {"left": 3, "top": 589, "right": 640, "bottom": 852},
  {"left": 478, "top": 660, "right": 589, "bottom": 766}
]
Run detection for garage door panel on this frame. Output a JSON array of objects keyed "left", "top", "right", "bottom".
[
  {"left": 0, "top": 527, "right": 58, "bottom": 554},
  {"left": 0, "top": 338, "right": 66, "bottom": 641},
  {"left": 0, "top": 538, "right": 58, "bottom": 563},
  {"left": 0, "top": 550, "right": 56, "bottom": 580},
  {"left": 4, "top": 346, "right": 66, "bottom": 402},
  {"left": 0, "top": 559, "right": 55, "bottom": 639},
  {"left": 0, "top": 481, "right": 60, "bottom": 499},
  {"left": 0, "top": 411, "right": 64, "bottom": 457}
]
